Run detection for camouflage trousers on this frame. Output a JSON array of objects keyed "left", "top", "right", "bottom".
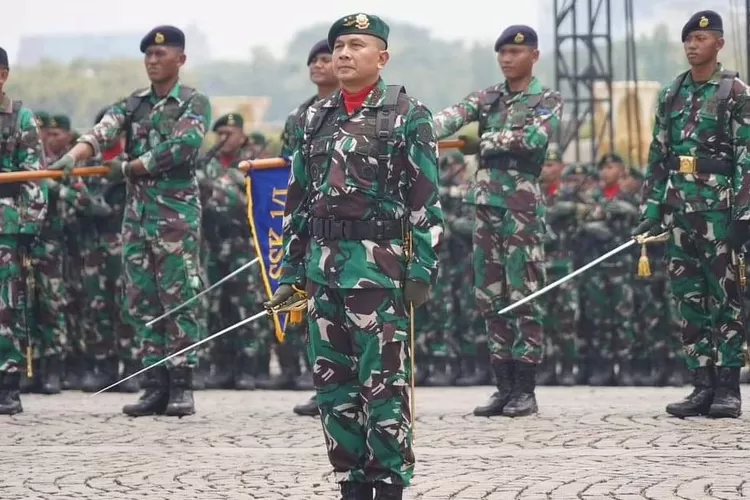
[
  {"left": 452, "top": 252, "right": 484, "bottom": 357},
  {"left": 62, "top": 228, "right": 85, "bottom": 356},
  {"left": 121, "top": 216, "right": 204, "bottom": 368},
  {"left": 664, "top": 210, "right": 744, "bottom": 368},
  {"left": 417, "top": 252, "right": 458, "bottom": 359},
  {"left": 473, "top": 205, "right": 546, "bottom": 364},
  {"left": 81, "top": 229, "right": 136, "bottom": 361},
  {"left": 31, "top": 233, "right": 67, "bottom": 358},
  {"left": 582, "top": 263, "right": 635, "bottom": 360},
  {"left": 207, "top": 236, "right": 274, "bottom": 360},
  {"left": 632, "top": 272, "right": 682, "bottom": 361},
  {"left": 0, "top": 236, "right": 26, "bottom": 372},
  {"left": 305, "top": 281, "right": 415, "bottom": 486},
  {"left": 542, "top": 261, "right": 580, "bottom": 361}
]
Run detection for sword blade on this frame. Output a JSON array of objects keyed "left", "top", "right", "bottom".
[
  {"left": 497, "top": 238, "right": 637, "bottom": 316},
  {"left": 145, "top": 257, "right": 259, "bottom": 327},
  {"left": 93, "top": 308, "right": 269, "bottom": 395}
]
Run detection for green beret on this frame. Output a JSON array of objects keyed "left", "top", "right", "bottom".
[
  {"left": 212, "top": 113, "right": 244, "bottom": 132},
  {"left": 682, "top": 10, "right": 722, "bottom": 42},
  {"left": 140, "top": 25, "right": 185, "bottom": 53},
  {"left": 249, "top": 132, "right": 267, "bottom": 147},
  {"left": 545, "top": 149, "right": 562, "bottom": 163},
  {"left": 328, "top": 13, "right": 389, "bottom": 50},
  {"left": 562, "top": 164, "right": 587, "bottom": 178},
  {"left": 35, "top": 111, "right": 50, "bottom": 129},
  {"left": 49, "top": 114, "right": 71, "bottom": 131}
]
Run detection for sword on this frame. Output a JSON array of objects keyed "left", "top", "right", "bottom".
[
  {"left": 145, "top": 257, "right": 259, "bottom": 327},
  {"left": 497, "top": 226, "right": 671, "bottom": 316},
  {"left": 93, "top": 308, "right": 269, "bottom": 395}
]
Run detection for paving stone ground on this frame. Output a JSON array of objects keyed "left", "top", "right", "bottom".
[{"left": 1, "top": 386, "right": 749, "bottom": 499}]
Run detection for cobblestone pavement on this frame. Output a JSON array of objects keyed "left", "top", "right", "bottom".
[{"left": 1, "top": 386, "right": 749, "bottom": 499}]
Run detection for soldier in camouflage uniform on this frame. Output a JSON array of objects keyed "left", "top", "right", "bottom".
[
  {"left": 636, "top": 11, "right": 748, "bottom": 418},
  {"left": 434, "top": 25, "right": 562, "bottom": 417},
  {"left": 0, "top": 46, "right": 48, "bottom": 414},
  {"left": 199, "top": 112, "right": 274, "bottom": 390},
  {"left": 266, "top": 14, "right": 443, "bottom": 500},
  {"left": 50, "top": 26, "right": 211, "bottom": 417},
  {"left": 279, "top": 39, "right": 339, "bottom": 417},
  {"left": 538, "top": 149, "right": 580, "bottom": 386},
  {"left": 579, "top": 154, "right": 639, "bottom": 386}
]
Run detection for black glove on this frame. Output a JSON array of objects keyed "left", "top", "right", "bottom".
[
  {"left": 457, "top": 135, "right": 479, "bottom": 156},
  {"left": 728, "top": 220, "right": 750, "bottom": 252},
  {"left": 631, "top": 218, "right": 660, "bottom": 237},
  {"left": 404, "top": 280, "right": 430, "bottom": 308}
]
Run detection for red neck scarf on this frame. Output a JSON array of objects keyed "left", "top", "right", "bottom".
[
  {"left": 343, "top": 83, "right": 377, "bottom": 114},
  {"left": 102, "top": 140, "right": 124, "bottom": 162},
  {"left": 603, "top": 183, "right": 620, "bottom": 200}
]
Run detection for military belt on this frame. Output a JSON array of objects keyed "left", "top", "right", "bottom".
[
  {"left": 666, "top": 156, "right": 732, "bottom": 176},
  {"left": 480, "top": 154, "right": 541, "bottom": 176},
  {"left": 310, "top": 217, "right": 404, "bottom": 241},
  {"left": 0, "top": 183, "right": 21, "bottom": 198}
]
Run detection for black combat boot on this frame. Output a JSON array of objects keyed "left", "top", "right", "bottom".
[
  {"left": 164, "top": 366, "right": 195, "bottom": 417},
  {"left": 535, "top": 356, "right": 557, "bottom": 386},
  {"left": 118, "top": 359, "right": 141, "bottom": 393},
  {"left": 374, "top": 482, "right": 403, "bottom": 500},
  {"left": 558, "top": 357, "right": 576, "bottom": 386},
  {"left": 293, "top": 395, "right": 319, "bottom": 416},
  {"left": 62, "top": 355, "right": 82, "bottom": 390},
  {"left": 254, "top": 351, "right": 271, "bottom": 388},
  {"left": 665, "top": 366, "right": 714, "bottom": 418},
  {"left": 256, "top": 344, "right": 298, "bottom": 390},
  {"left": 424, "top": 357, "right": 452, "bottom": 387},
  {"left": 39, "top": 355, "right": 62, "bottom": 394},
  {"left": 234, "top": 355, "right": 256, "bottom": 391},
  {"left": 665, "top": 361, "right": 690, "bottom": 387},
  {"left": 81, "top": 357, "right": 117, "bottom": 393},
  {"left": 615, "top": 357, "right": 635, "bottom": 386},
  {"left": 206, "top": 355, "right": 234, "bottom": 389},
  {"left": 454, "top": 357, "right": 477, "bottom": 386},
  {"left": 340, "top": 481, "right": 374, "bottom": 500},
  {"left": 294, "top": 370, "right": 315, "bottom": 390},
  {"left": 503, "top": 362, "right": 538, "bottom": 417},
  {"left": 473, "top": 361, "right": 514, "bottom": 417},
  {"left": 587, "top": 355, "right": 616, "bottom": 386},
  {"left": 708, "top": 367, "right": 742, "bottom": 418},
  {"left": 0, "top": 372, "right": 23, "bottom": 415},
  {"left": 192, "top": 363, "right": 208, "bottom": 391},
  {"left": 122, "top": 365, "right": 170, "bottom": 417}
]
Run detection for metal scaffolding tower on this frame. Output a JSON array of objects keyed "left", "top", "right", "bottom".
[{"left": 553, "top": 0, "right": 614, "bottom": 163}]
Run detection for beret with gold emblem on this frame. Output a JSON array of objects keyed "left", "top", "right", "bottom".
[
  {"left": 328, "top": 13, "right": 390, "bottom": 50},
  {"left": 49, "top": 114, "right": 71, "bottom": 131},
  {"left": 140, "top": 25, "right": 185, "bottom": 54},
  {"left": 212, "top": 113, "right": 244, "bottom": 132},
  {"left": 495, "top": 25, "right": 538, "bottom": 51},
  {"left": 681, "top": 10, "right": 723, "bottom": 42}
]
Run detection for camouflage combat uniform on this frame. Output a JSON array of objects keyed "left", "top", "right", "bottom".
[
  {"left": 280, "top": 80, "right": 443, "bottom": 486},
  {"left": 434, "top": 76, "right": 562, "bottom": 415},
  {"left": 0, "top": 95, "right": 47, "bottom": 414}
]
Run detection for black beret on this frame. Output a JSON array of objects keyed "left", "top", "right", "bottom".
[
  {"left": 212, "top": 113, "right": 244, "bottom": 132},
  {"left": 495, "top": 25, "right": 538, "bottom": 51},
  {"left": 49, "top": 114, "right": 71, "bottom": 131},
  {"left": 328, "top": 13, "right": 389, "bottom": 50},
  {"left": 681, "top": 10, "right": 723, "bottom": 42},
  {"left": 598, "top": 153, "right": 623, "bottom": 167},
  {"left": 0, "top": 47, "right": 7, "bottom": 68},
  {"left": 307, "top": 39, "right": 332, "bottom": 66},
  {"left": 140, "top": 25, "right": 185, "bottom": 53}
]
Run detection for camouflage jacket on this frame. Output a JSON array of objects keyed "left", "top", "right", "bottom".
[
  {"left": 203, "top": 140, "right": 258, "bottom": 179},
  {"left": 582, "top": 186, "right": 639, "bottom": 266},
  {"left": 641, "top": 64, "right": 750, "bottom": 220},
  {"left": 544, "top": 182, "right": 590, "bottom": 266},
  {"left": 280, "top": 79, "right": 444, "bottom": 289},
  {"left": 433, "top": 77, "right": 562, "bottom": 211},
  {"left": 280, "top": 95, "right": 318, "bottom": 160},
  {"left": 77, "top": 82, "right": 211, "bottom": 229},
  {"left": 0, "top": 95, "right": 47, "bottom": 235},
  {"left": 204, "top": 168, "right": 251, "bottom": 240}
]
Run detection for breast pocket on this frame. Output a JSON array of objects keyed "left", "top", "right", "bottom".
[
  {"left": 508, "top": 106, "right": 532, "bottom": 129},
  {"left": 343, "top": 142, "right": 381, "bottom": 194},
  {"left": 307, "top": 137, "right": 331, "bottom": 186}
]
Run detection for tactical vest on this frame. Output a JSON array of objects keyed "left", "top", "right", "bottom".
[
  {"left": 123, "top": 85, "right": 198, "bottom": 177},
  {"left": 477, "top": 87, "right": 544, "bottom": 175},
  {"left": 661, "top": 69, "right": 737, "bottom": 177},
  {"left": 0, "top": 100, "right": 23, "bottom": 198},
  {"left": 303, "top": 85, "right": 407, "bottom": 240}
]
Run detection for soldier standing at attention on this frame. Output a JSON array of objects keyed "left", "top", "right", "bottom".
[
  {"left": 266, "top": 13, "right": 443, "bottom": 500},
  {"left": 433, "top": 26, "right": 562, "bottom": 417},
  {"left": 0, "top": 46, "right": 47, "bottom": 414},
  {"left": 49, "top": 26, "right": 211, "bottom": 417},
  {"left": 635, "top": 10, "right": 749, "bottom": 418}
]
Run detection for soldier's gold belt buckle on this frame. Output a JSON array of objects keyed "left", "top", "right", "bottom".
[{"left": 678, "top": 156, "right": 697, "bottom": 174}]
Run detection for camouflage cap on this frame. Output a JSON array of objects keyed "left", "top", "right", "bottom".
[
  {"left": 212, "top": 113, "right": 244, "bottom": 132},
  {"left": 49, "top": 114, "right": 71, "bottom": 131},
  {"left": 307, "top": 39, "right": 332, "bottom": 65},
  {"left": 140, "top": 25, "right": 185, "bottom": 54},
  {"left": 495, "top": 25, "right": 538, "bottom": 51},
  {"left": 328, "top": 13, "right": 389, "bottom": 50},
  {"left": 682, "top": 10, "right": 722, "bottom": 42}
]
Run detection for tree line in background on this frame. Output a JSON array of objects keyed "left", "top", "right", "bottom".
[{"left": 6, "top": 21, "right": 735, "bottom": 132}]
